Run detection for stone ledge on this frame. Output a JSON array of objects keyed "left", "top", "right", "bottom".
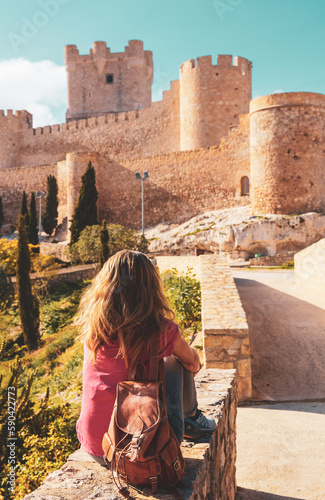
[{"left": 23, "top": 369, "right": 237, "bottom": 500}]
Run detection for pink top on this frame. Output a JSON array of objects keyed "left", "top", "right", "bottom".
[{"left": 76, "top": 319, "right": 179, "bottom": 456}]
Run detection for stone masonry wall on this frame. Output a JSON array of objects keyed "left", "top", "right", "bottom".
[
  {"left": 199, "top": 255, "right": 252, "bottom": 401},
  {"left": 11, "top": 264, "right": 97, "bottom": 293},
  {"left": 180, "top": 55, "right": 252, "bottom": 151},
  {"left": 0, "top": 79, "right": 181, "bottom": 171},
  {"left": 295, "top": 238, "right": 325, "bottom": 291},
  {"left": 250, "top": 92, "right": 325, "bottom": 215},
  {"left": 0, "top": 114, "right": 250, "bottom": 229},
  {"left": 65, "top": 40, "right": 153, "bottom": 121},
  {"left": 0, "top": 163, "right": 57, "bottom": 226},
  {"left": 155, "top": 255, "right": 252, "bottom": 401},
  {"left": 23, "top": 369, "right": 237, "bottom": 500},
  {"left": 155, "top": 256, "right": 200, "bottom": 275}
]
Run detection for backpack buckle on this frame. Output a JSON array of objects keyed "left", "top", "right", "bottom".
[
  {"left": 173, "top": 459, "right": 180, "bottom": 472},
  {"left": 130, "top": 435, "right": 141, "bottom": 448},
  {"left": 149, "top": 476, "right": 158, "bottom": 484}
]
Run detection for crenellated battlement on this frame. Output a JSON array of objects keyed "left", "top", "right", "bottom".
[
  {"left": 65, "top": 40, "right": 153, "bottom": 68},
  {"left": 180, "top": 54, "right": 252, "bottom": 75},
  {"left": 0, "top": 109, "right": 32, "bottom": 127},
  {"left": 1, "top": 38, "right": 325, "bottom": 231},
  {"left": 179, "top": 53, "right": 252, "bottom": 150},
  {"left": 0, "top": 43, "right": 254, "bottom": 172},
  {"left": 21, "top": 75, "right": 179, "bottom": 140},
  {"left": 65, "top": 40, "right": 153, "bottom": 121}
]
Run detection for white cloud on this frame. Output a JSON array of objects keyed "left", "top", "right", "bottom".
[{"left": 0, "top": 58, "right": 66, "bottom": 127}]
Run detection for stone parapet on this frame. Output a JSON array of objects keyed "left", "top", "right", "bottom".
[
  {"left": 199, "top": 256, "right": 251, "bottom": 401},
  {"left": 295, "top": 238, "right": 325, "bottom": 291},
  {"left": 156, "top": 255, "right": 200, "bottom": 275},
  {"left": 11, "top": 264, "right": 97, "bottom": 292},
  {"left": 22, "top": 369, "right": 237, "bottom": 500},
  {"left": 154, "top": 255, "right": 252, "bottom": 401},
  {"left": 248, "top": 251, "right": 295, "bottom": 267}
]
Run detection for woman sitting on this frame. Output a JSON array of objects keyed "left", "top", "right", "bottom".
[{"left": 75, "top": 250, "right": 216, "bottom": 466}]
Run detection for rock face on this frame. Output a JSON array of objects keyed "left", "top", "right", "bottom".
[{"left": 147, "top": 206, "right": 325, "bottom": 259}]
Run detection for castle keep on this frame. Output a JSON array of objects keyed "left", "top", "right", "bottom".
[{"left": 0, "top": 40, "right": 324, "bottom": 236}]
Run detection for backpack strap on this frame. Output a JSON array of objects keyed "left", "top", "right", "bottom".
[
  {"left": 128, "top": 334, "right": 159, "bottom": 381},
  {"left": 148, "top": 335, "right": 159, "bottom": 381}
]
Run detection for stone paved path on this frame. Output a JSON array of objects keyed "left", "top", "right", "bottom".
[
  {"left": 232, "top": 270, "right": 325, "bottom": 500},
  {"left": 235, "top": 402, "right": 325, "bottom": 500}
]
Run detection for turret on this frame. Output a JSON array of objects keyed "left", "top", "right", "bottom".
[
  {"left": 65, "top": 40, "right": 153, "bottom": 122},
  {"left": 179, "top": 54, "right": 252, "bottom": 150},
  {"left": 250, "top": 92, "right": 325, "bottom": 215},
  {"left": 0, "top": 110, "right": 33, "bottom": 169}
]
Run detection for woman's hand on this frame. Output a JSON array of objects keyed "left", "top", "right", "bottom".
[
  {"left": 192, "top": 361, "right": 202, "bottom": 377},
  {"left": 172, "top": 332, "right": 202, "bottom": 374}
]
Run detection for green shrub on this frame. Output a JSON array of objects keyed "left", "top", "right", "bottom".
[
  {"left": 68, "top": 223, "right": 149, "bottom": 265},
  {"left": 161, "top": 267, "right": 201, "bottom": 330},
  {"left": 68, "top": 225, "right": 100, "bottom": 264},
  {"left": 44, "top": 329, "right": 77, "bottom": 362}
]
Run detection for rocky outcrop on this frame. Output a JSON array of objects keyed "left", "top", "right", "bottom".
[{"left": 147, "top": 207, "right": 325, "bottom": 260}]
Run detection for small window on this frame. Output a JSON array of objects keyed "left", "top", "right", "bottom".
[
  {"left": 106, "top": 74, "right": 114, "bottom": 84},
  {"left": 241, "top": 176, "right": 250, "bottom": 196}
]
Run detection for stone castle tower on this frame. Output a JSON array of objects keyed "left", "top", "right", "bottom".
[
  {"left": 65, "top": 40, "right": 153, "bottom": 121},
  {"left": 1, "top": 39, "right": 325, "bottom": 232},
  {"left": 179, "top": 55, "right": 252, "bottom": 150}
]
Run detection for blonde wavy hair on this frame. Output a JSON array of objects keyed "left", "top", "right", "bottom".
[{"left": 75, "top": 250, "right": 175, "bottom": 369}]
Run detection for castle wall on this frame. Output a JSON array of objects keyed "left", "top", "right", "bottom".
[
  {"left": 113, "top": 114, "right": 250, "bottom": 229},
  {"left": 0, "top": 52, "right": 253, "bottom": 171},
  {"left": 0, "top": 79, "right": 181, "bottom": 170},
  {"left": 0, "top": 113, "right": 250, "bottom": 230},
  {"left": 295, "top": 238, "right": 325, "bottom": 292},
  {"left": 0, "top": 163, "right": 57, "bottom": 225},
  {"left": 250, "top": 92, "right": 325, "bottom": 214},
  {"left": 65, "top": 40, "right": 153, "bottom": 121},
  {"left": 62, "top": 114, "right": 249, "bottom": 231},
  {"left": 180, "top": 55, "right": 252, "bottom": 150},
  {"left": 0, "top": 110, "right": 32, "bottom": 169}
]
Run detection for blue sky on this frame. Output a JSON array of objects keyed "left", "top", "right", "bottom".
[{"left": 0, "top": 0, "right": 324, "bottom": 127}]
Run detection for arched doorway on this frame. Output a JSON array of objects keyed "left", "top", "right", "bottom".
[{"left": 241, "top": 176, "right": 250, "bottom": 196}]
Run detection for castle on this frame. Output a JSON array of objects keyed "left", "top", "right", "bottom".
[{"left": 0, "top": 39, "right": 325, "bottom": 238}]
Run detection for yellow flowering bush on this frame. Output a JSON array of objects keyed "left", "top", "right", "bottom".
[
  {"left": 0, "top": 239, "right": 17, "bottom": 275},
  {"left": 0, "top": 239, "right": 62, "bottom": 276}
]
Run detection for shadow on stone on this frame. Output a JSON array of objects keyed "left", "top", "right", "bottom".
[
  {"left": 236, "top": 487, "right": 302, "bottom": 499},
  {"left": 234, "top": 277, "right": 325, "bottom": 402}
]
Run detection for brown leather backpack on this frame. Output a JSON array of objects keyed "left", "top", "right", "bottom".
[{"left": 102, "top": 338, "right": 185, "bottom": 498}]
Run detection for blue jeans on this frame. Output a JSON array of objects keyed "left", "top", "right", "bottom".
[{"left": 85, "top": 355, "right": 198, "bottom": 467}]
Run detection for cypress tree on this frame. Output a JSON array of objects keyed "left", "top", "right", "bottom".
[
  {"left": 0, "top": 196, "right": 4, "bottom": 229},
  {"left": 20, "top": 191, "right": 29, "bottom": 232},
  {"left": 29, "top": 192, "right": 39, "bottom": 246},
  {"left": 99, "top": 220, "right": 109, "bottom": 269},
  {"left": 42, "top": 175, "right": 59, "bottom": 236},
  {"left": 16, "top": 215, "right": 40, "bottom": 351},
  {"left": 69, "top": 161, "right": 98, "bottom": 245},
  {"left": 0, "top": 266, "right": 14, "bottom": 311}
]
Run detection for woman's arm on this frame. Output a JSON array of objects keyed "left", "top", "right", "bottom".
[{"left": 172, "top": 332, "right": 202, "bottom": 374}]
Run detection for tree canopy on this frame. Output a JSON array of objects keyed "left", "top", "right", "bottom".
[
  {"left": 42, "top": 176, "right": 59, "bottom": 236},
  {"left": 69, "top": 162, "right": 98, "bottom": 245}
]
